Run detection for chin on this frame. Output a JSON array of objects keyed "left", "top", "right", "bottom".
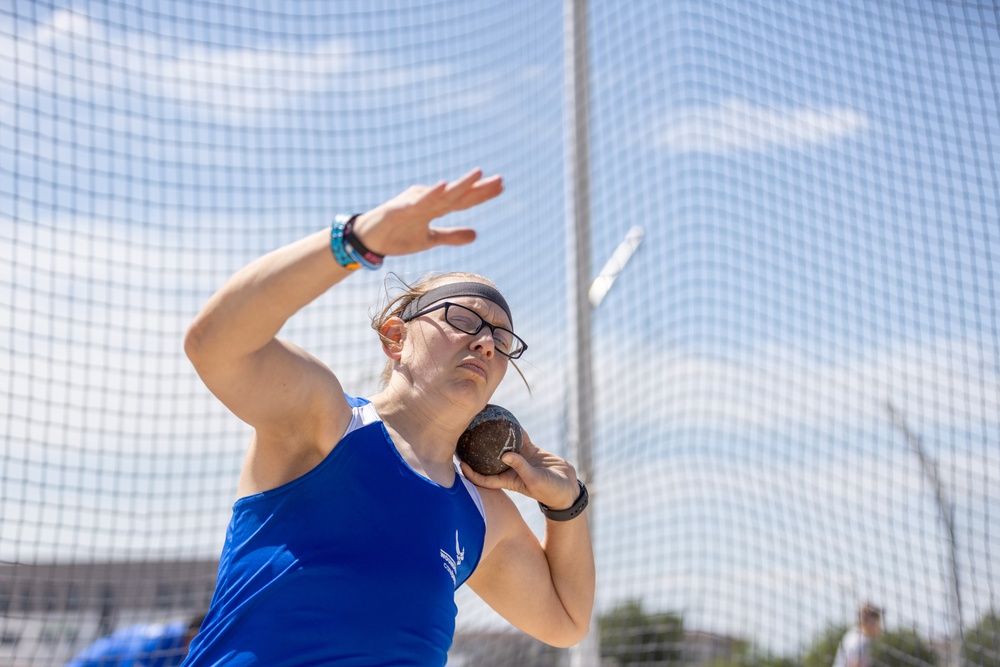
[{"left": 447, "top": 384, "right": 493, "bottom": 411}]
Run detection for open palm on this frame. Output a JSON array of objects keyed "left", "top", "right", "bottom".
[{"left": 353, "top": 169, "right": 503, "bottom": 257}]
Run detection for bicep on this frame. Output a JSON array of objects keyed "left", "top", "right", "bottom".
[{"left": 191, "top": 336, "right": 352, "bottom": 442}]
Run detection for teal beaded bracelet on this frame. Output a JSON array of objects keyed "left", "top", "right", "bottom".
[
  {"left": 330, "top": 213, "right": 384, "bottom": 271},
  {"left": 330, "top": 214, "right": 362, "bottom": 271}
]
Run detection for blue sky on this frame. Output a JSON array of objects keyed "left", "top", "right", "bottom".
[{"left": 2, "top": 0, "right": 999, "bottom": 657}]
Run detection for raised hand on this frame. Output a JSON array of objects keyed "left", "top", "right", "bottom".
[{"left": 351, "top": 169, "right": 503, "bottom": 257}]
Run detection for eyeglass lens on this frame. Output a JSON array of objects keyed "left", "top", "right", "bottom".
[{"left": 444, "top": 304, "right": 525, "bottom": 358}]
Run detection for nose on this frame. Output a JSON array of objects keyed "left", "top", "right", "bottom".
[{"left": 470, "top": 327, "right": 495, "bottom": 359}]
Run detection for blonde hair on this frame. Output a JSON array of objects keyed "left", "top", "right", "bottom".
[{"left": 370, "top": 272, "right": 528, "bottom": 390}]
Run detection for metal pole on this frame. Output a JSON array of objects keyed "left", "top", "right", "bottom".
[
  {"left": 565, "top": 0, "right": 597, "bottom": 665},
  {"left": 564, "top": 0, "right": 594, "bottom": 486},
  {"left": 886, "top": 402, "right": 962, "bottom": 667}
]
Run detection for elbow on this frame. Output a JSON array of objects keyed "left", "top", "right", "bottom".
[
  {"left": 548, "top": 632, "right": 590, "bottom": 650},
  {"left": 542, "top": 617, "right": 593, "bottom": 649},
  {"left": 183, "top": 317, "right": 209, "bottom": 367},
  {"left": 564, "top": 622, "right": 593, "bottom": 649}
]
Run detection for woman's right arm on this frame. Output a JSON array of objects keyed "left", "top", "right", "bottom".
[
  {"left": 184, "top": 228, "right": 357, "bottom": 443},
  {"left": 183, "top": 169, "right": 502, "bottom": 489}
]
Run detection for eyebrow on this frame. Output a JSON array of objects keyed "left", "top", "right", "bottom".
[{"left": 450, "top": 299, "right": 513, "bottom": 329}]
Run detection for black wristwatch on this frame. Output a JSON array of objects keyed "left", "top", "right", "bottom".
[{"left": 538, "top": 481, "right": 589, "bottom": 521}]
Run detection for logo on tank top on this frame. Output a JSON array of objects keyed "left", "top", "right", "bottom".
[{"left": 440, "top": 530, "right": 465, "bottom": 587}]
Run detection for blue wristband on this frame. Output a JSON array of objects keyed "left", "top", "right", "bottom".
[{"left": 330, "top": 214, "right": 362, "bottom": 271}]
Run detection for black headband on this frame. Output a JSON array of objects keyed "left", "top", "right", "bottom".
[{"left": 401, "top": 281, "right": 512, "bottom": 325}]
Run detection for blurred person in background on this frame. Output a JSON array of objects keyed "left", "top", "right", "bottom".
[
  {"left": 65, "top": 612, "right": 204, "bottom": 667},
  {"left": 833, "top": 603, "right": 883, "bottom": 667}
]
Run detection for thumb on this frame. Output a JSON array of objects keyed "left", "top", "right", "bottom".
[{"left": 500, "top": 451, "right": 533, "bottom": 480}]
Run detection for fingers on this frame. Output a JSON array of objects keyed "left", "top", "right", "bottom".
[
  {"left": 519, "top": 430, "right": 538, "bottom": 454},
  {"left": 459, "top": 461, "right": 506, "bottom": 490},
  {"left": 430, "top": 169, "right": 503, "bottom": 213},
  {"left": 427, "top": 226, "right": 477, "bottom": 247},
  {"left": 457, "top": 173, "right": 503, "bottom": 210},
  {"left": 499, "top": 451, "right": 530, "bottom": 477},
  {"left": 459, "top": 453, "right": 533, "bottom": 494},
  {"left": 500, "top": 443, "right": 580, "bottom": 508},
  {"left": 444, "top": 168, "right": 484, "bottom": 196},
  {"left": 497, "top": 451, "right": 547, "bottom": 493},
  {"left": 360, "top": 169, "right": 501, "bottom": 257}
]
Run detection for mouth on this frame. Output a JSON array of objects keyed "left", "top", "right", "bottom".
[{"left": 458, "top": 360, "right": 488, "bottom": 379}]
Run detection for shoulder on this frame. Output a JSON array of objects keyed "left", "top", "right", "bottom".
[
  {"left": 341, "top": 395, "right": 382, "bottom": 436},
  {"left": 345, "top": 394, "right": 371, "bottom": 409},
  {"left": 841, "top": 628, "right": 866, "bottom": 650},
  {"left": 66, "top": 625, "right": 150, "bottom": 663}
]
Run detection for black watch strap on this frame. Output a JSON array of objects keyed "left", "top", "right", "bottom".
[{"left": 538, "top": 481, "right": 589, "bottom": 521}]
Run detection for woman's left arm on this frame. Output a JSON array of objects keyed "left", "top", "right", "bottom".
[{"left": 463, "top": 436, "right": 595, "bottom": 648}]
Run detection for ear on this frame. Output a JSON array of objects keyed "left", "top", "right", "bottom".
[{"left": 380, "top": 317, "right": 406, "bottom": 360}]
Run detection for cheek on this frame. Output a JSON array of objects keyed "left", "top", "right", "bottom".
[
  {"left": 402, "top": 326, "right": 458, "bottom": 366},
  {"left": 400, "top": 329, "right": 431, "bottom": 365},
  {"left": 492, "top": 360, "right": 509, "bottom": 384}
]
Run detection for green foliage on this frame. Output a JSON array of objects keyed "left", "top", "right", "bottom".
[
  {"left": 802, "top": 625, "right": 936, "bottom": 667},
  {"left": 599, "top": 600, "right": 684, "bottom": 666},
  {"left": 704, "top": 644, "right": 798, "bottom": 667},
  {"left": 871, "top": 629, "right": 937, "bottom": 667},
  {"left": 965, "top": 610, "right": 1000, "bottom": 667},
  {"left": 802, "top": 624, "right": 849, "bottom": 667},
  {"left": 753, "top": 654, "right": 799, "bottom": 667}
]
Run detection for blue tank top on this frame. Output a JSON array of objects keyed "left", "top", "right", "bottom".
[{"left": 183, "top": 396, "right": 487, "bottom": 666}]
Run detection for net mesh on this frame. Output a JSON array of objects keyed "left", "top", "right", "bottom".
[{"left": 2, "top": 1, "right": 998, "bottom": 666}]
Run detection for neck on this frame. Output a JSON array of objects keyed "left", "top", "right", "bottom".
[{"left": 370, "top": 382, "right": 481, "bottom": 468}]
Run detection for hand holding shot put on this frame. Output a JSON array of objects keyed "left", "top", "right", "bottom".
[
  {"left": 458, "top": 407, "right": 588, "bottom": 519},
  {"left": 182, "top": 169, "right": 594, "bottom": 666}
]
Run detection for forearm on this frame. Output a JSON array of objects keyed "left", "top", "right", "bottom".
[
  {"left": 185, "top": 228, "right": 349, "bottom": 365},
  {"left": 541, "top": 512, "right": 596, "bottom": 642}
]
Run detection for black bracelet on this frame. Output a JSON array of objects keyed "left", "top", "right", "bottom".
[
  {"left": 538, "top": 481, "right": 589, "bottom": 522},
  {"left": 342, "top": 215, "right": 384, "bottom": 270}
]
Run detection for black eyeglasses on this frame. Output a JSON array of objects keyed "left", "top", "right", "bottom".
[{"left": 401, "top": 302, "right": 528, "bottom": 359}]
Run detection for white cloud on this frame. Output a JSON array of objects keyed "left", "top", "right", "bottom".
[
  {"left": 582, "top": 333, "right": 999, "bottom": 443},
  {"left": 34, "top": 9, "right": 95, "bottom": 43},
  {"left": 156, "top": 41, "right": 353, "bottom": 113},
  {"left": 0, "top": 10, "right": 474, "bottom": 126},
  {"left": 656, "top": 98, "right": 868, "bottom": 153}
]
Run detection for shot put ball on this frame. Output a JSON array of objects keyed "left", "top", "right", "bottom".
[{"left": 456, "top": 404, "right": 523, "bottom": 476}]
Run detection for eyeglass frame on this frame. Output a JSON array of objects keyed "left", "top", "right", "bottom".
[{"left": 400, "top": 301, "right": 528, "bottom": 359}]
